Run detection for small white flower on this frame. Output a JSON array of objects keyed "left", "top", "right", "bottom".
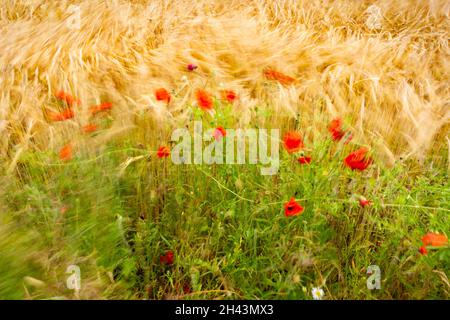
[
  {"left": 181, "top": 75, "right": 188, "bottom": 82},
  {"left": 311, "top": 287, "right": 324, "bottom": 300}
]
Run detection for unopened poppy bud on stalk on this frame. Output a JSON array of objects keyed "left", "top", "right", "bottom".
[
  {"left": 419, "top": 246, "right": 427, "bottom": 255},
  {"left": 187, "top": 64, "right": 198, "bottom": 71},
  {"left": 221, "top": 90, "right": 238, "bottom": 103},
  {"left": 298, "top": 155, "right": 312, "bottom": 165},
  {"left": 359, "top": 197, "right": 371, "bottom": 207}
]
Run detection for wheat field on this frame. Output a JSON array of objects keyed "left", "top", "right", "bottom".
[{"left": 0, "top": 0, "right": 449, "bottom": 300}]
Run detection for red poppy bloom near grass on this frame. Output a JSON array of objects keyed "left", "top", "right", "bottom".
[
  {"left": 297, "top": 156, "right": 312, "bottom": 164},
  {"left": 55, "top": 90, "right": 67, "bottom": 100},
  {"left": 59, "top": 144, "right": 72, "bottom": 161},
  {"left": 418, "top": 232, "right": 447, "bottom": 255},
  {"left": 160, "top": 251, "right": 174, "bottom": 265},
  {"left": 55, "top": 90, "right": 81, "bottom": 106},
  {"left": 196, "top": 89, "right": 213, "bottom": 110},
  {"left": 421, "top": 232, "right": 448, "bottom": 247},
  {"left": 82, "top": 123, "right": 97, "bottom": 133},
  {"left": 49, "top": 109, "right": 75, "bottom": 121},
  {"left": 328, "top": 118, "right": 344, "bottom": 141},
  {"left": 283, "top": 131, "right": 304, "bottom": 153},
  {"left": 221, "top": 90, "right": 237, "bottom": 103},
  {"left": 344, "top": 147, "right": 372, "bottom": 171},
  {"left": 155, "top": 88, "right": 171, "bottom": 103},
  {"left": 359, "top": 197, "right": 371, "bottom": 207},
  {"left": 328, "top": 117, "right": 352, "bottom": 143},
  {"left": 284, "top": 197, "right": 304, "bottom": 217},
  {"left": 264, "top": 68, "right": 296, "bottom": 85},
  {"left": 157, "top": 146, "right": 170, "bottom": 158},
  {"left": 213, "top": 126, "right": 226, "bottom": 140},
  {"left": 90, "top": 102, "right": 113, "bottom": 115}
]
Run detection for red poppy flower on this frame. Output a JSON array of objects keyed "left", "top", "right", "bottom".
[
  {"left": 187, "top": 64, "right": 198, "bottom": 71},
  {"left": 49, "top": 109, "right": 75, "bottom": 121},
  {"left": 359, "top": 197, "right": 371, "bottom": 207},
  {"left": 82, "top": 123, "right": 97, "bottom": 133},
  {"left": 344, "top": 147, "right": 372, "bottom": 171},
  {"left": 284, "top": 197, "right": 304, "bottom": 217},
  {"left": 196, "top": 89, "right": 213, "bottom": 110},
  {"left": 55, "top": 90, "right": 67, "bottom": 100},
  {"left": 55, "top": 90, "right": 81, "bottom": 106},
  {"left": 213, "top": 126, "right": 226, "bottom": 140},
  {"left": 297, "top": 156, "right": 312, "bottom": 164},
  {"left": 328, "top": 117, "right": 352, "bottom": 143},
  {"left": 157, "top": 146, "right": 170, "bottom": 158},
  {"left": 283, "top": 131, "right": 304, "bottom": 153},
  {"left": 59, "top": 144, "right": 72, "bottom": 161},
  {"left": 418, "top": 246, "right": 428, "bottom": 255},
  {"left": 65, "top": 95, "right": 80, "bottom": 106},
  {"left": 90, "top": 102, "right": 113, "bottom": 115},
  {"left": 328, "top": 118, "right": 341, "bottom": 132},
  {"left": 328, "top": 118, "right": 344, "bottom": 140},
  {"left": 264, "top": 68, "right": 296, "bottom": 85},
  {"left": 160, "top": 251, "right": 174, "bottom": 265},
  {"left": 155, "top": 88, "right": 171, "bottom": 103},
  {"left": 221, "top": 90, "right": 237, "bottom": 103},
  {"left": 421, "top": 233, "right": 448, "bottom": 247}
]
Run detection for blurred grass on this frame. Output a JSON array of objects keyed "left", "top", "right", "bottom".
[{"left": 1, "top": 126, "right": 448, "bottom": 299}]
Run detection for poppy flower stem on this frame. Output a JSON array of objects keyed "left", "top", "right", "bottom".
[{"left": 196, "top": 167, "right": 255, "bottom": 203}]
